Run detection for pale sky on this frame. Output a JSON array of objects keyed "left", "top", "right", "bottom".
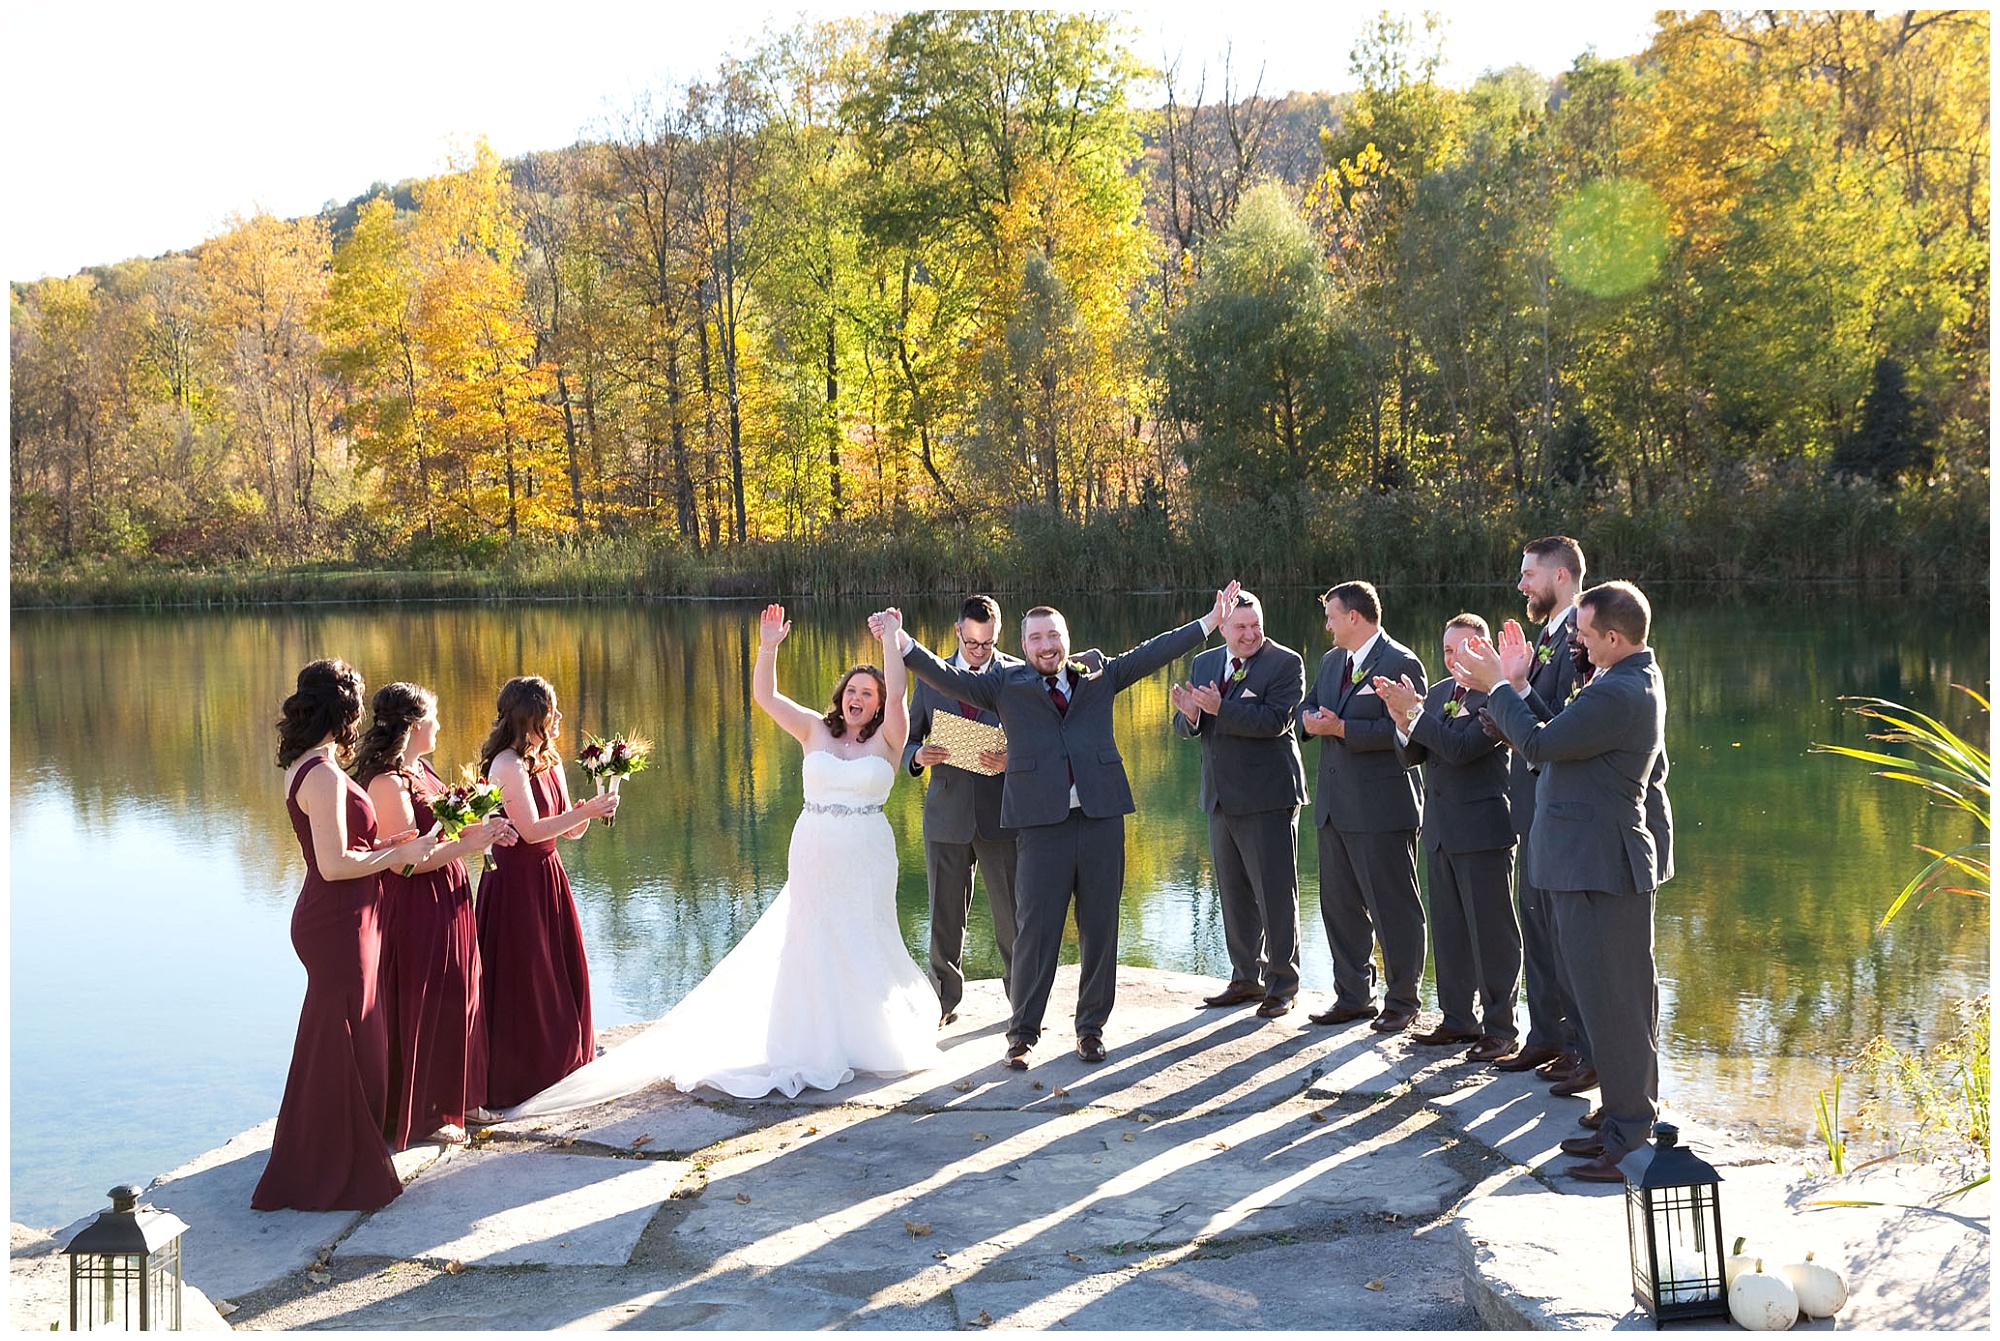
[{"left": 5, "top": 2, "right": 1661, "bottom": 282}]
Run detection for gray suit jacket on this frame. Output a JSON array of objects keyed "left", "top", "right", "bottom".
[
  {"left": 1484, "top": 649, "right": 1670, "bottom": 896},
  {"left": 903, "top": 650, "right": 1022, "bottom": 845},
  {"left": 1298, "top": 632, "right": 1426, "bottom": 832},
  {"left": 905, "top": 621, "right": 1211, "bottom": 830},
  {"left": 1394, "top": 683, "right": 1514, "bottom": 853},
  {"left": 1508, "top": 611, "right": 1584, "bottom": 838},
  {"left": 1172, "top": 641, "right": 1310, "bottom": 816}
]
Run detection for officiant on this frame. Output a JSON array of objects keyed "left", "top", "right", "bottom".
[{"left": 903, "top": 595, "right": 1021, "bottom": 1027}]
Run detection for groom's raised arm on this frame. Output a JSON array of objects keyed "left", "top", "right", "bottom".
[{"left": 901, "top": 636, "right": 1002, "bottom": 708}]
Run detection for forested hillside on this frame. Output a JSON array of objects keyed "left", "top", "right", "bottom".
[{"left": 9, "top": 10, "right": 1988, "bottom": 594}]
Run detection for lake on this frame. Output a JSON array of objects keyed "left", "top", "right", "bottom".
[{"left": 8, "top": 586, "right": 1989, "bottom": 1229}]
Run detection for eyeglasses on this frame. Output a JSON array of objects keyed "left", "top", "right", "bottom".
[{"left": 961, "top": 638, "right": 997, "bottom": 651}]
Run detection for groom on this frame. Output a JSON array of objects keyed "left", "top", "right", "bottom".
[{"left": 877, "top": 582, "right": 1238, "bottom": 1069}]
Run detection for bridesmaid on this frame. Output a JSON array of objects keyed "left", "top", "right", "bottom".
[
  {"left": 253, "top": 659, "right": 436, "bottom": 1213},
  {"left": 352, "top": 683, "right": 515, "bottom": 1150},
  {"left": 475, "top": 676, "right": 619, "bottom": 1110}
]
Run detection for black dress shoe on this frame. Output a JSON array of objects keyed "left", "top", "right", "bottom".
[
  {"left": 1076, "top": 1035, "right": 1107, "bottom": 1063},
  {"left": 1559, "top": 1136, "right": 1605, "bottom": 1158},
  {"left": 1255, "top": 996, "right": 1294, "bottom": 1019},
  {"left": 1409, "top": 1025, "right": 1482, "bottom": 1046},
  {"left": 1492, "top": 1045, "right": 1563, "bottom": 1073},
  {"left": 1202, "top": 982, "right": 1265, "bottom": 1008},
  {"left": 1308, "top": 1002, "right": 1379, "bottom": 1026},
  {"left": 1369, "top": 1006, "right": 1417, "bottom": 1033},
  {"left": 1003, "top": 1041, "right": 1032, "bottom": 1071}
]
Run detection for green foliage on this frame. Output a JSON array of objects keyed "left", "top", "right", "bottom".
[{"left": 1831, "top": 358, "right": 1937, "bottom": 489}]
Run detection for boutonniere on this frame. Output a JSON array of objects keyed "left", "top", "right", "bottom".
[
  {"left": 1065, "top": 659, "right": 1097, "bottom": 680},
  {"left": 1442, "top": 698, "right": 1462, "bottom": 718},
  {"left": 1349, "top": 661, "right": 1367, "bottom": 686},
  {"left": 1536, "top": 643, "right": 1555, "bottom": 666},
  {"left": 1229, "top": 664, "right": 1249, "bottom": 684}
]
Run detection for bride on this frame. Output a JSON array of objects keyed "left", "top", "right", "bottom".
[{"left": 504, "top": 605, "right": 940, "bottom": 1115}]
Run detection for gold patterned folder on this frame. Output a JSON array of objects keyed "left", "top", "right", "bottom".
[{"left": 926, "top": 712, "right": 1008, "bottom": 775}]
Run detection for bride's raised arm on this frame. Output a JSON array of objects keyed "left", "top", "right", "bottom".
[
  {"left": 873, "top": 607, "right": 911, "bottom": 757},
  {"left": 753, "top": 603, "right": 827, "bottom": 745}
]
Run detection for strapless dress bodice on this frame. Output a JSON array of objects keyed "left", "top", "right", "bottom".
[{"left": 801, "top": 750, "right": 895, "bottom": 809}]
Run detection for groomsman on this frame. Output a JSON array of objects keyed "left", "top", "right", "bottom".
[
  {"left": 1168, "top": 591, "right": 1310, "bottom": 1019},
  {"left": 1456, "top": 581, "right": 1674, "bottom": 1181},
  {"left": 882, "top": 583, "right": 1238, "bottom": 1069},
  {"left": 1376, "top": 615, "right": 1521, "bottom": 1060},
  {"left": 903, "top": 595, "right": 1020, "bottom": 1027},
  {"left": 1298, "top": 582, "right": 1428, "bottom": 1033},
  {"left": 1491, "top": 536, "right": 1593, "bottom": 1091}
]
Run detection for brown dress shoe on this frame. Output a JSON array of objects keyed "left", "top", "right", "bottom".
[
  {"left": 1492, "top": 1045, "right": 1562, "bottom": 1073},
  {"left": 1255, "top": 996, "right": 1294, "bottom": 1019},
  {"left": 1536, "top": 1052, "right": 1583, "bottom": 1081},
  {"left": 1410, "top": 1025, "right": 1482, "bottom": 1046},
  {"left": 1564, "top": 1154, "right": 1627, "bottom": 1183},
  {"left": 1579, "top": 1106, "right": 1605, "bottom": 1130},
  {"left": 939, "top": 1011, "right": 960, "bottom": 1028},
  {"left": 1308, "top": 1002, "right": 1379, "bottom": 1026},
  {"left": 1202, "top": 982, "right": 1266, "bottom": 1008},
  {"left": 1559, "top": 1136, "right": 1605, "bottom": 1158},
  {"left": 1369, "top": 1006, "right": 1417, "bottom": 1033},
  {"left": 1465, "top": 1036, "right": 1517, "bottom": 1063},
  {"left": 1076, "top": 1035, "right": 1107, "bottom": 1063},
  {"left": 1003, "top": 1041, "right": 1032, "bottom": 1071},
  {"left": 1549, "top": 1066, "right": 1601, "bottom": 1097}
]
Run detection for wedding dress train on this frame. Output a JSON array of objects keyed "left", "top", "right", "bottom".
[{"left": 505, "top": 751, "right": 939, "bottom": 1115}]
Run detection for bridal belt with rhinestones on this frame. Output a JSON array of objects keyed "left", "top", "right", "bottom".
[{"left": 802, "top": 800, "right": 885, "bottom": 816}]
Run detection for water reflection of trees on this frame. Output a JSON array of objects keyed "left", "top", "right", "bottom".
[{"left": 10, "top": 587, "right": 1987, "bottom": 1070}]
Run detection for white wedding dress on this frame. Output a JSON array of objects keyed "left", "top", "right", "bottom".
[{"left": 505, "top": 750, "right": 940, "bottom": 1115}]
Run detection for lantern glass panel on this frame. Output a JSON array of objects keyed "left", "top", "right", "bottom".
[
  {"left": 1627, "top": 1181, "right": 1728, "bottom": 1324},
  {"left": 71, "top": 1252, "right": 146, "bottom": 1331}
]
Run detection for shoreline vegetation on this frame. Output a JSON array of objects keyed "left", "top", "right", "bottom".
[
  {"left": 10, "top": 477, "right": 1988, "bottom": 609},
  {"left": 9, "top": 12, "right": 1988, "bottom": 603}
]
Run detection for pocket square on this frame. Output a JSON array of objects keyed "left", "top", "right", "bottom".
[
  {"left": 1240, "top": 689, "right": 1259, "bottom": 699},
  {"left": 1353, "top": 685, "right": 1377, "bottom": 697}
]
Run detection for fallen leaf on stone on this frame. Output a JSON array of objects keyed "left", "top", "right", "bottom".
[
  {"left": 1052, "top": 1086, "right": 1069, "bottom": 1098},
  {"left": 1310, "top": 1110, "right": 1328, "bottom": 1123},
  {"left": 306, "top": 1270, "right": 330, "bottom": 1285},
  {"left": 934, "top": 1249, "right": 949, "bottom": 1259},
  {"left": 1364, "top": 1278, "right": 1385, "bottom": 1291},
  {"left": 972, "top": 1132, "right": 991, "bottom": 1142},
  {"left": 803, "top": 1126, "right": 818, "bottom": 1135},
  {"left": 972, "top": 1311, "right": 993, "bottom": 1327},
  {"left": 1135, "top": 1114, "right": 1154, "bottom": 1123},
  {"left": 905, "top": 1220, "right": 933, "bottom": 1238},
  {"left": 1213, "top": 1141, "right": 1229, "bottom": 1150},
  {"left": 1031, "top": 1081, "right": 1044, "bottom": 1090},
  {"left": 952, "top": 1080, "right": 972, "bottom": 1093},
  {"left": 214, "top": 1301, "right": 238, "bottom": 1317},
  {"left": 1065, "top": 1252, "right": 1084, "bottom": 1262},
  {"left": 1121, "top": 1132, "right": 1136, "bottom": 1142},
  {"left": 442, "top": 1260, "right": 467, "bottom": 1275},
  {"left": 631, "top": 1134, "right": 653, "bottom": 1147},
  {"left": 735, "top": 1192, "right": 752, "bottom": 1204}
]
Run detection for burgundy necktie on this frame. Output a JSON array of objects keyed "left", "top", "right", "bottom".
[
  {"left": 957, "top": 699, "right": 979, "bottom": 720},
  {"left": 1538, "top": 628, "right": 1553, "bottom": 650},
  {"left": 1451, "top": 684, "right": 1467, "bottom": 706},
  {"left": 1045, "top": 674, "right": 1069, "bottom": 715},
  {"left": 1230, "top": 656, "right": 1244, "bottom": 678}
]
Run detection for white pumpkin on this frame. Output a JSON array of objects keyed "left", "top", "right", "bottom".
[
  {"left": 1724, "top": 1235, "right": 1756, "bottom": 1287},
  {"left": 1778, "top": 1251, "right": 1849, "bottom": 1318},
  {"left": 1729, "top": 1259, "right": 1799, "bottom": 1331}
]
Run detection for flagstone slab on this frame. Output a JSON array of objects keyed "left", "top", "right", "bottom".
[
  {"left": 65, "top": 1118, "right": 446, "bottom": 1303},
  {"left": 337, "top": 1148, "right": 691, "bottom": 1267}
]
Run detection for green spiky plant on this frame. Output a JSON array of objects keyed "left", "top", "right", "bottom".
[{"left": 1810, "top": 687, "right": 1989, "bottom": 1199}]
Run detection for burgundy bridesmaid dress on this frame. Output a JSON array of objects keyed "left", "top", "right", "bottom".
[
  {"left": 379, "top": 761, "right": 488, "bottom": 1148},
  {"left": 476, "top": 765, "right": 595, "bottom": 1109},
  {"left": 251, "top": 757, "right": 402, "bottom": 1212}
]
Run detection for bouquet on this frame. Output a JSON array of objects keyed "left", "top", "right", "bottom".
[
  {"left": 413, "top": 772, "right": 507, "bottom": 873},
  {"left": 578, "top": 733, "right": 652, "bottom": 827}
]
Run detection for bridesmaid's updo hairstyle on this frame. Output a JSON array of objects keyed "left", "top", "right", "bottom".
[
  {"left": 480, "top": 675, "right": 563, "bottom": 777},
  {"left": 822, "top": 665, "right": 888, "bottom": 742},
  {"left": 350, "top": 682, "right": 437, "bottom": 787},
  {"left": 276, "top": 658, "right": 366, "bottom": 768}
]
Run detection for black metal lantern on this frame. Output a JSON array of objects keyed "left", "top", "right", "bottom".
[
  {"left": 1624, "top": 1123, "right": 1728, "bottom": 1326},
  {"left": 65, "top": 1184, "right": 189, "bottom": 1331}
]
